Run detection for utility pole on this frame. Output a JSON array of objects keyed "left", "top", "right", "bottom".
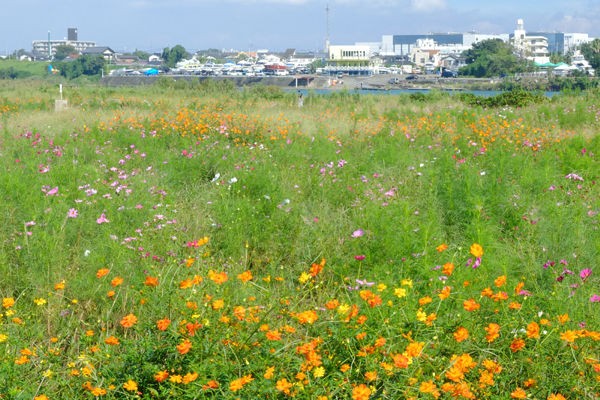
[{"left": 325, "top": 3, "right": 330, "bottom": 54}]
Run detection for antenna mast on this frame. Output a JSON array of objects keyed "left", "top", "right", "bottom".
[{"left": 325, "top": 3, "right": 330, "bottom": 53}]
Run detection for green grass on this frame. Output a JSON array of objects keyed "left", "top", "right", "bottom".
[{"left": 0, "top": 81, "right": 598, "bottom": 399}]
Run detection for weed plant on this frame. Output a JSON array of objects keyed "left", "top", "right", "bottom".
[{"left": 0, "top": 82, "right": 598, "bottom": 399}]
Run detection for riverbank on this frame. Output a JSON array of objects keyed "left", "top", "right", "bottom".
[{"left": 100, "top": 74, "right": 509, "bottom": 92}]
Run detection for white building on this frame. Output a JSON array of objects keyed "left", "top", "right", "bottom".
[
  {"left": 564, "top": 33, "right": 593, "bottom": 54},
  {"left": 328, "top": 45, "right": 371, "bottom": 61},
  {"left": 512, "top": 19, "right": 550, "bottom": 64}
]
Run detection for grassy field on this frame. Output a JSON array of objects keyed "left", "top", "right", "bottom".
[{"left": 0, "top": 80, "right": 598, "bottom": 399}]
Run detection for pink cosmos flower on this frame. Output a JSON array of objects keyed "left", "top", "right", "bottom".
[
  {"left": 354, "top": 255, "right": 366, "bottom": 261},
  {"left": 351, "top": 229, "right": 364, "bottom": 238},
  {"left": 96, "top": 213, "right": 110, "bottom": 224},
  {"left": 67, "top": 208, "right": 78, "bottom": 218},
  {"left": 590, "top": 294, "right": 600, "bottom": 303},
  {"left": 579, "top": 268, "right": 592, "bottom": 281}
]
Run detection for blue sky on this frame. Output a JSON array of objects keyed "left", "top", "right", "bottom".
[{"left": 1, "top": 0, "right": 598, "bottom": 54}]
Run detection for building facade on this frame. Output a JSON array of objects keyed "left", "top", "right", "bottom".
[{"left": 32, "top": 28, "right": 96, "bottom": 58}]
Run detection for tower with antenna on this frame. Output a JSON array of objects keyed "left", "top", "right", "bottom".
[{"left": 325, "top": 3, "right": 330, "bottom": 53}]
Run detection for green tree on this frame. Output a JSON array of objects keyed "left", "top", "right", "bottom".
[
  {"left": 56, "top": 55, "right": 105, "bottom": 79},
  {"left": 161, "top": 45, "right": 189, "bottom": 68},
  {"left": 133, "top": 49, "right": 151, "bottom": 62},
  {"left": 53, "top": 45, "right": 76, "bottom": 61},
  {"left": 579, "top": 39, "right": 600, "bottom": 70},
  {"left": 459, "top": 39, "right": 533, "bottom": 77}
]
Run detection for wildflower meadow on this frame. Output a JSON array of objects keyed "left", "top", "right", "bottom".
[{"left": 0, "top": 80, "right": 598, "bottom": 399}]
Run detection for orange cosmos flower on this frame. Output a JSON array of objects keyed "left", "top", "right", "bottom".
[
  {"left": 557, "top": 314, "right": 570, "bottom": 324},
  {"left": 526, "top": 322, "right": 540, "bottom": 339},
  {"left": 418, "top": 296, "right": 433, "bottom": 306},
  {"left": 547, "top": 394, "right": 567, "bottom": 400},
  {"left": 111, "top": 276, "right": 124, "bottom": 287},
  {"left": 482, "top": 359, "right": 502, "bottom": 374},
  {"left": 229, "top": 374, "right": 253, "bottom": 392},
  {"left": 510, "top": 387, "right": 527, "bottom": 399},
  {"left": 509, "top": 338, "right": 526, "bottom": 352},
  {"left": 365, "top": 371, "right": 378, "bottom": 382},
  {"left": 120, "top": 313, "right": 138, "bottom": 328},
  {"left": 54, "top": 281, "right": 66, "bottom": 290},
  {"left": 485, "top": 323, "right": 501, "bottom": 342},
  {"left": 352, "top": 383, "right": 372, "bottom": 400},
  {"left": 494, "top": 275, "right": 507, "bottom": 287},
  {"left": 391, "top": 353, "right": 411, "bottom": 369},
  {"left": 470, "top": 243, "right": 483, "bottom": 258},
  {"left": 310, "top": 258, "right": 326, "bottom": 276},
  {"left": 265, "top": 330, "right": 282, "bottom": 341},
  {"left": 182, "top": 372, "right": 198, "bottom": 384},
  {"left": 156, "top": 318, "right": 171, "bottom": 331},
  {"left": 442, "top": 262, "right": 455, "bottom": 276},
  {"left": 154, "top": 370, "right": 169, "bottom": 382},
  {"left": 208, "top": 270, "right": 228, "bottom": 284},
  {"left": 479, "top": 370, "right": 495, "bottom": 388},
  {"left": 186, "top": 322, "right": 202, "bottom": 336},
  {"left": 419, "top": 380, "right": 440, "bottom": 398},
  {"left": 104, "top": 336, "right": 120, "bottom": 345},
  {"left": 96, "top": 268, "right": 110, "bottom": 278},
  {"left": 438, "top": 286, "right": 451, "bottom": 300},
  {"left": 276, "top": 378, "right": 293, "bottom": 395},
  {"left": 177, "top": 339, "right": 192, "bottom": 354},
  {"left": 237, "top": 270, "right": 253, "bottom": 283},
  {"left": 436, "top": 243, "right": 448, "bottom": 252},
  {"left": 559, "top": 330, "right": 578, "bottom": 343},
  {"left": 144, "top": 276, "right": 159, "bottom": 287},
  {"left": 202, "top": 380, "right": 219, "bottom": 390},
  {"left": 463, "top": 298, "right": 480, "bottom": 312},
  {"left": 295, "top": 310, "right": 318, "bottom": 324},
  {"left": 453, "top": 327, "right": 470, "bottom": 342},
  {"left": 325, "top": 299, "right": 339, "bottom": 310}
]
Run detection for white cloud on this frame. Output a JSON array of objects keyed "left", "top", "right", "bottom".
[{"left": 410, "top": 0, "right": 447, "bottom": 12}]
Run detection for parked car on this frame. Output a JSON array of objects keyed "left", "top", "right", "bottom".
[
  {"left": 441, "top": 69, "right": 458, "bottom": 78},
  {"left": 405, "top": 75, "right": 418, "bottom": 80}
]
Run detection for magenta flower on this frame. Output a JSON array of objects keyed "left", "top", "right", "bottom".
[
  {"left": 354, "top": 255, "right": 366, "bottom": 261},
  {"left": 579, "top": 268, "right": 592, "bottom": 281},
  {"left": 96, "top": 213, "right": 110, "bottom": 224},
  {"left": 590, "top": 294, "right": 600, "bottom": 303},
  {"left": 67, "top": 208, "right": 78, "bottom": 218}
]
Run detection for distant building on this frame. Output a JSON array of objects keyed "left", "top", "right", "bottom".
[
  {"left": 82, "top": 46, "right": 116, "bottom": 62},
  {"left": 32, "top": 28, "right": 96, "bottom": 58},
  {"left": 511, "top": 19, "right": 550, "bottom": 64},
  {"left": 380, "top": 33, "right": 508, "bottom": 57},
  {"left": 328, "top": 45, "right": 371, "bottom": 61},
  {"left": 68, "top": 28, "right": 78, "bottom": 41}
]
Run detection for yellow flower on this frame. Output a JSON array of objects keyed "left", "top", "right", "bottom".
[
  {"left": 123, "top": 380, "right": 138, "bottom": 391},
  {"left": 2, "top": 297, "right": 15, "bottom": 308},
  {"left": 394, "top": 287, "right": 407, "bottom": 298},
  {"left": 264, "top": 366, "right": 275, "bottom": 379},
  {"left": 298, "top": 272, "right": 311, "bottom": 284},
  {"left": 313, "top": 366, "right": 325, "bottom": 378},
  {"left": 401, "top": 279, "right": 413, "bottom": 288},
  {"left": 470, "top": 243, "right": 484, "bottom": 258},
  {"left": 34, "top": 298, "right": 47, "bottom": 306}
]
